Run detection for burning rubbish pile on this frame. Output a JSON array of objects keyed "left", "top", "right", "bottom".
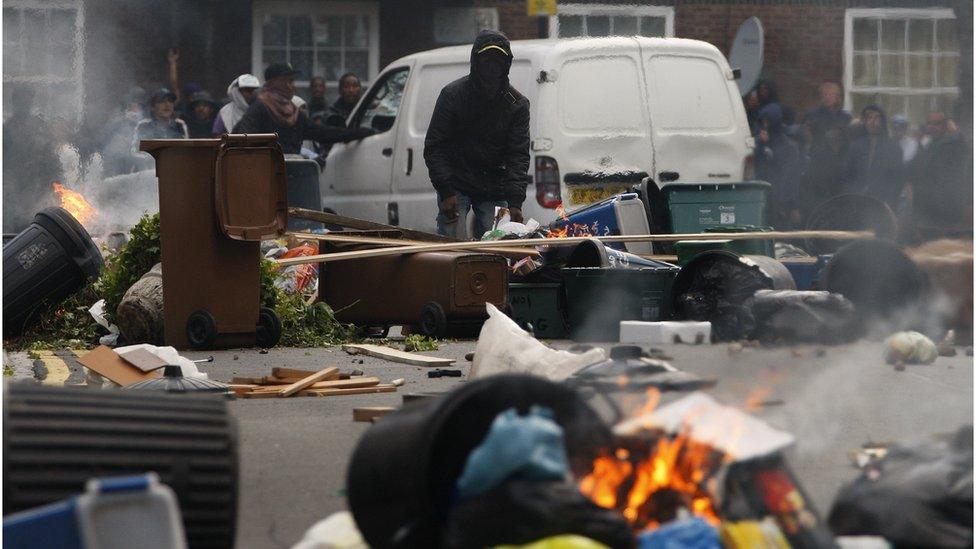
[{"left": 342, "top": 368, "right": 837, "bottom": 548}]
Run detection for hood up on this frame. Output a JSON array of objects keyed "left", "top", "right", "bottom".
[{"left": 469, "top": 29, "right": 513, "bottom": 99}]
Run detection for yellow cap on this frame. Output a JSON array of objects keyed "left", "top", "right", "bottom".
[{"left": 476, "top": 44, "right": 509, "bottom": 56}]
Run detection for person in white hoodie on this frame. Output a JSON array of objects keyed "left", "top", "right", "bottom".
[{"left": 212, "top": 74, "right": 260, "bottom": 135}]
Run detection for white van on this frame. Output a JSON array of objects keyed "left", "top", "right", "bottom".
[{"left": 322, "top": 37, "right": 754, "bottom": 233}]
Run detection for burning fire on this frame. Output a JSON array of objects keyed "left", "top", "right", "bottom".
[
  {"left": 52, "top": 182, "right": 97, "bottom": 226},
  {"left": 579, "top": 388, "right": 724, "bottom": 531},
  {"left": 546, "top": 205, "right": 598, "bottom": 239}
]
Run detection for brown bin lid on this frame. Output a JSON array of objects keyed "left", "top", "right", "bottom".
[{"left": 214, "top": 134, "right": 288, "bottom": 241}]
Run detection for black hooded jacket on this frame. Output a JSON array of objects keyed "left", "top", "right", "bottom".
[
  {"left": 423, "top": 30, "right": 531, "bottom": 209},
  {"left": 843, "top": 105, "right": 905, "bottom": 208}
]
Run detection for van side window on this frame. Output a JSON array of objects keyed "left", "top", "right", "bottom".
[
  {"left": 646, "top": 56, "right": 733, "bottom": 131},
  {"left": 355, "top": 68, "right": 410, "bottom": 133},
  {"left": 559, "top": 56, "right": 646, "bottom": 133}
]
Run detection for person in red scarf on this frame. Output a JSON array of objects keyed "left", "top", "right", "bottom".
[{"left": 233, "top": 63, "right": 374, "bottom": 154}]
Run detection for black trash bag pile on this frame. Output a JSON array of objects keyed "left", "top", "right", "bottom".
[
  {"left": 673, "top": 257, "right": 774, "bottom": 341},
  {"left": 828, "top": 424, "right": 973, "bottom": 548},
  {"left": 442, "top": 480, "right": 632, "bottom": 549},
  {"left": 749, "top": 290, "right": 857, "bottom": 344}
]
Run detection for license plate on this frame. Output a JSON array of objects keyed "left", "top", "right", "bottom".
[{"left": 568, "top": 185, "right": 630, "bottom": 206}]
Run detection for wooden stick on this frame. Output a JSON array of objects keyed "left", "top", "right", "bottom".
[
  {"left": 353, "top": 407, "right": 396, "bottom": 422},
  {"left": 288, "top": 207, "right": 453, "bottom": 243},
  {"left": 305, "top": 385, "right": 397, "bottom": 397},
  {"left": 288, "top": 231, "right": 541, "bottom": 259},
  {"left": 252, "top": 377, "right": 380, "bottom": 392},
  {"left": 272, "top": 367, "right": 323, "bottom": 379},
  {"left": 277, "top": 230, "right": 875, "bottom": 267},
  {"left": 279, "top": 366, "right": 340, "bottom": 397}
]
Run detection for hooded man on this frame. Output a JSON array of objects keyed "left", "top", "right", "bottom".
[
  {"left": 843, "top": 104, "right": 905, "bottom": 209},
  {"left": 213, "top": 74, "right": 260, "bottom": 135},
  {"left": 424, "top": 30, "right": 530, "bottom": 239},
  {"left": 182, "top": 91, "right": 218, "bottom": 138},
  {"left": 909, "top": 111, "right": 972, "bottom": 237},
  {"left": 233, "top": 63, "right": 374, "bottom": 155},
  {"left": 755, "top": 103, "right": 802, "bottom": 228}
]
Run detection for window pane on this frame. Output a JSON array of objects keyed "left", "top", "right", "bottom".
[
  {"left": 934, "top": 93, "right": 958, "bottom": 117},
  {"left": 291, "top": 50, "right": 313, "bottom": 79},
  {"left": 877, "top": 94, "right": 905, "bottom": 120},
  {"left": 313, "top": 15, "right": 341, "bottom": 47},
  {"left": 612, "top": 16, "right": 637, "bottom": 36},
  {"left": 3, "top": 45, "right": 24, "bottom": 77},
  {"left": 3, "top": 9, "right": 20, "bottom": 45},
  {"left": 345, "top": 51, "right": 369, "bottom": 81},
  {"left": 345, "top": 15, "right": 369, "bottom": 48},
  {"left": 906, "top": 94, "right": 935, "bottom": 125},
  {"left": 907, "top": 19, "right": 933, "bottom": 52},
  {"left": 853, "top": 53, "right": 878, "bottom": 86},
  {"left": 289, "top": 15, "right": 311, "bottom": 47},
  {"left": 359, "top": 69, "right": 409, "bottom": 131},
  {"left": 908, "top": 55, "right": 933, "bottom": 87},
  {"left": 49, "top": 9, "right": 75, "bottom": 43},
  {"left": 316, "top": 51, "right": 341, "bottom": 81},
  {"left": 853, "top": 18, "right": 878, "bottom": 51},
  {"left": 879, "top": 53, "right": 905, "bottom": 86},
  {"left": 640, "top": 16, "right": 666, "bottom": 37},
  {"left": 936, "top": 19, "right": 957, "bottom": 52},
  {"left": 262, "top": 48, "right": 287, "bottom": 68},
  {"left": 24, "top": 9, "right": 47, "bottom": 53},
  {"left": 850, "top": 92, "right": 878, "bottom": 117},
  {"left": 937, "top": 55, "right": 958, "bottom": 87},
  {"left": 880, "top": 19, "right": 906, "bottom": 52},
  {"left": 49, "top": 44, "right": 74, "bottom": 77},
  {"left": 587, "top": 15, "right": 610, "bottom": 37},
  {"left": 262, "top": 14, "right": 286, "bottom": 46},
  {"left": 558, "top": 15, "right": 583, "bottom": 37}
]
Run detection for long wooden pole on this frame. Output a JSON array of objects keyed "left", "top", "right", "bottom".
[
  {"left": 277, "top": 230, "right": 874, "bottom": 267},
  {"left": 286, "top": 231, "right": 541, "bottom": 258}
]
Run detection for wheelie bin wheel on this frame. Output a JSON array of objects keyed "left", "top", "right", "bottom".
[
  {"left": 256, "top": 307, "right": 283, "bottom": 348},
  {"left": 419, "top": 302, "right": 447, "bottom": 338},
  {"left": 186, "top": 309, "right": 218, "bottom": 350}
]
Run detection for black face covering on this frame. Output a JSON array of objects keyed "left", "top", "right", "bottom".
[{"left": 474, "top": 52, "right": 507, "bottom": 97}]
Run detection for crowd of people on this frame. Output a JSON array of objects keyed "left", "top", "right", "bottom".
[{"left": 745, "top": 79, "right": 972, "bottom": 242}]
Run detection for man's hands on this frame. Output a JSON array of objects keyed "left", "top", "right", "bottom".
[
  {"left": 439, "top": 195, "right": 459, "bottom": 219},
  {"left": 167, "top": 48, "right": 180, "bottom": 65},
  {"left": 509, "top": 207, "right": 524, "bottom": 223}
]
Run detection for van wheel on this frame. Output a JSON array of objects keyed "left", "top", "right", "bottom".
[{"left": 419, "top": 302, "right": 447, "bottom": 338}]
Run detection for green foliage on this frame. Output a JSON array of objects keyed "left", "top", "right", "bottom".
[
  {"left": 403, "top": 334, "right": 439, "bottom": 352},
  {"left": 260, "top": 258, "right": 358, "bottom": 347},
  {"left": 10, "top": 284, "right": 103, "bottom": 350},
  {"left": 96, "top": 213, "right": 161, "bottom": 317}
]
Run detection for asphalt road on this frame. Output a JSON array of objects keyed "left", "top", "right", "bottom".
[{"left": 5, "top": 338, "right": 973, "bottom": 548}]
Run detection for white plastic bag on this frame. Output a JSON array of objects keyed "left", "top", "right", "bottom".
[
  {"left": 291, "top": 511, "right": 367, "bottom": 549},
  {"left": 471, "top": 304, "right": 605, "bottom": 381}
]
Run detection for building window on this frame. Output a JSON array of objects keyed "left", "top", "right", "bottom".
[
  {"left": 549, "top": 4, "right": 674, "bottom": 38},
  {"left": 845, "top": 8, "right": 959, "bottom": 125},
  {"left": 3, "top": 1, "right": 85, "bottom": 122},
  {"left": 252, "top": 1, "right": 379, "bottom": 93}
]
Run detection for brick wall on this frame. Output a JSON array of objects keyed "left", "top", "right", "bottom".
[{"left": 676, "top": 4, "right": 846, "bottom": 114}]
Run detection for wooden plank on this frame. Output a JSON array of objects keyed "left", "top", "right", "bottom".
[
  {"left": 76, "top": 346, "right": 161, "bottom": 387},
  {"left": 229, "top": 384, "right": 259, "bottom": 396},
  {"left": 116, "top": 348, "right": 169, "bottom": 373},
  {"left": 280, "top": 366, "right": 340, "bottom": 397},
  {"left": 251, "top": 377, "right": 380, "bottom": 392},
  {"left": 278, "top": 230, "right": 876, "bottom": 267},
  {"left": 305, "top": 385, "right": 397, "bottom": 397},
  {"left": 231, "top": 376, "right": 266, "bottom": 385},
  {"left": 342, "top": 344, "right": 455, "bottom": 366},
  {"left": 353, "top": 407, "right": 396, "bottom": 422},
  {"left": 288, "top": 207, "right": 453, "bottom": 243},
  {"left": 289, "top": 231, "right": 541, "bottom": 259},
  {"left": 272, "top": 366, "right": 323, "bottom": 379}
]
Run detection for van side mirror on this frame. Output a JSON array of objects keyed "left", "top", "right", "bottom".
[
  {"left": 371, "top": 114, "right": 396, "bottom": 133},
  {"left": 731, "top": 68, "right": 742, "bottom": 80}
]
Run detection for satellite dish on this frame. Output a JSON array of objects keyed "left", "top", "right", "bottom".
[{"left": 729, "top": 17, "right": 764, "bottom": 96}]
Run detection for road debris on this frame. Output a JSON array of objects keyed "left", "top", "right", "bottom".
[
  {"left": 342, "top": 343, "right": 454, "bottom": 366},
  {"left": 353, "top": 407, "right": 396, "bottom": 423},
  {"left": 883, "top": 331, "right": 938, "bottom": 365},
  {"left": 222, "top": 365, "right": 399, "bottom": 399},
  {"left": 427, "top": 369, "right": 462, "bottom": 378}
]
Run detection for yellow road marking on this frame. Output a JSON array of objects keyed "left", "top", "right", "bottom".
[{"left": 36, "top": 351, "right": 70, "bottom": 386}]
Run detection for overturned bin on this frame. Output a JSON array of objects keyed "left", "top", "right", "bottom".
[{"left": 140, "top": 135, "right": 286, "bottom": 349}]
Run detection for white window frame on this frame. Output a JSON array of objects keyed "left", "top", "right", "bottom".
[
  {"left": 3, "top": 0, "right": 86, "bottom": 123},
  {"left": 549, "top": 4, "right": 674, "bottom": 38},
  {"left": 843, "top": 7, "right": 959, "bottom": 113},
  {"left": 251, "top": 0, "right": 380, "bottom": 89}
]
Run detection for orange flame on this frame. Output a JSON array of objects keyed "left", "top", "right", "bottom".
[
  {"left": 579, "top": 387, "right": 723, "bottom": 531},
  {"left": 52, "top": 182, "right": 97, "bottom": 226}
]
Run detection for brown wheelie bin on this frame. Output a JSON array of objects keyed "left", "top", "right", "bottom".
[
  {"left": 140, "top": 134, "right": 287, "bottom": 349},
  {"left": 319, "top": 252, "right": 508, "bottom": 337}
]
